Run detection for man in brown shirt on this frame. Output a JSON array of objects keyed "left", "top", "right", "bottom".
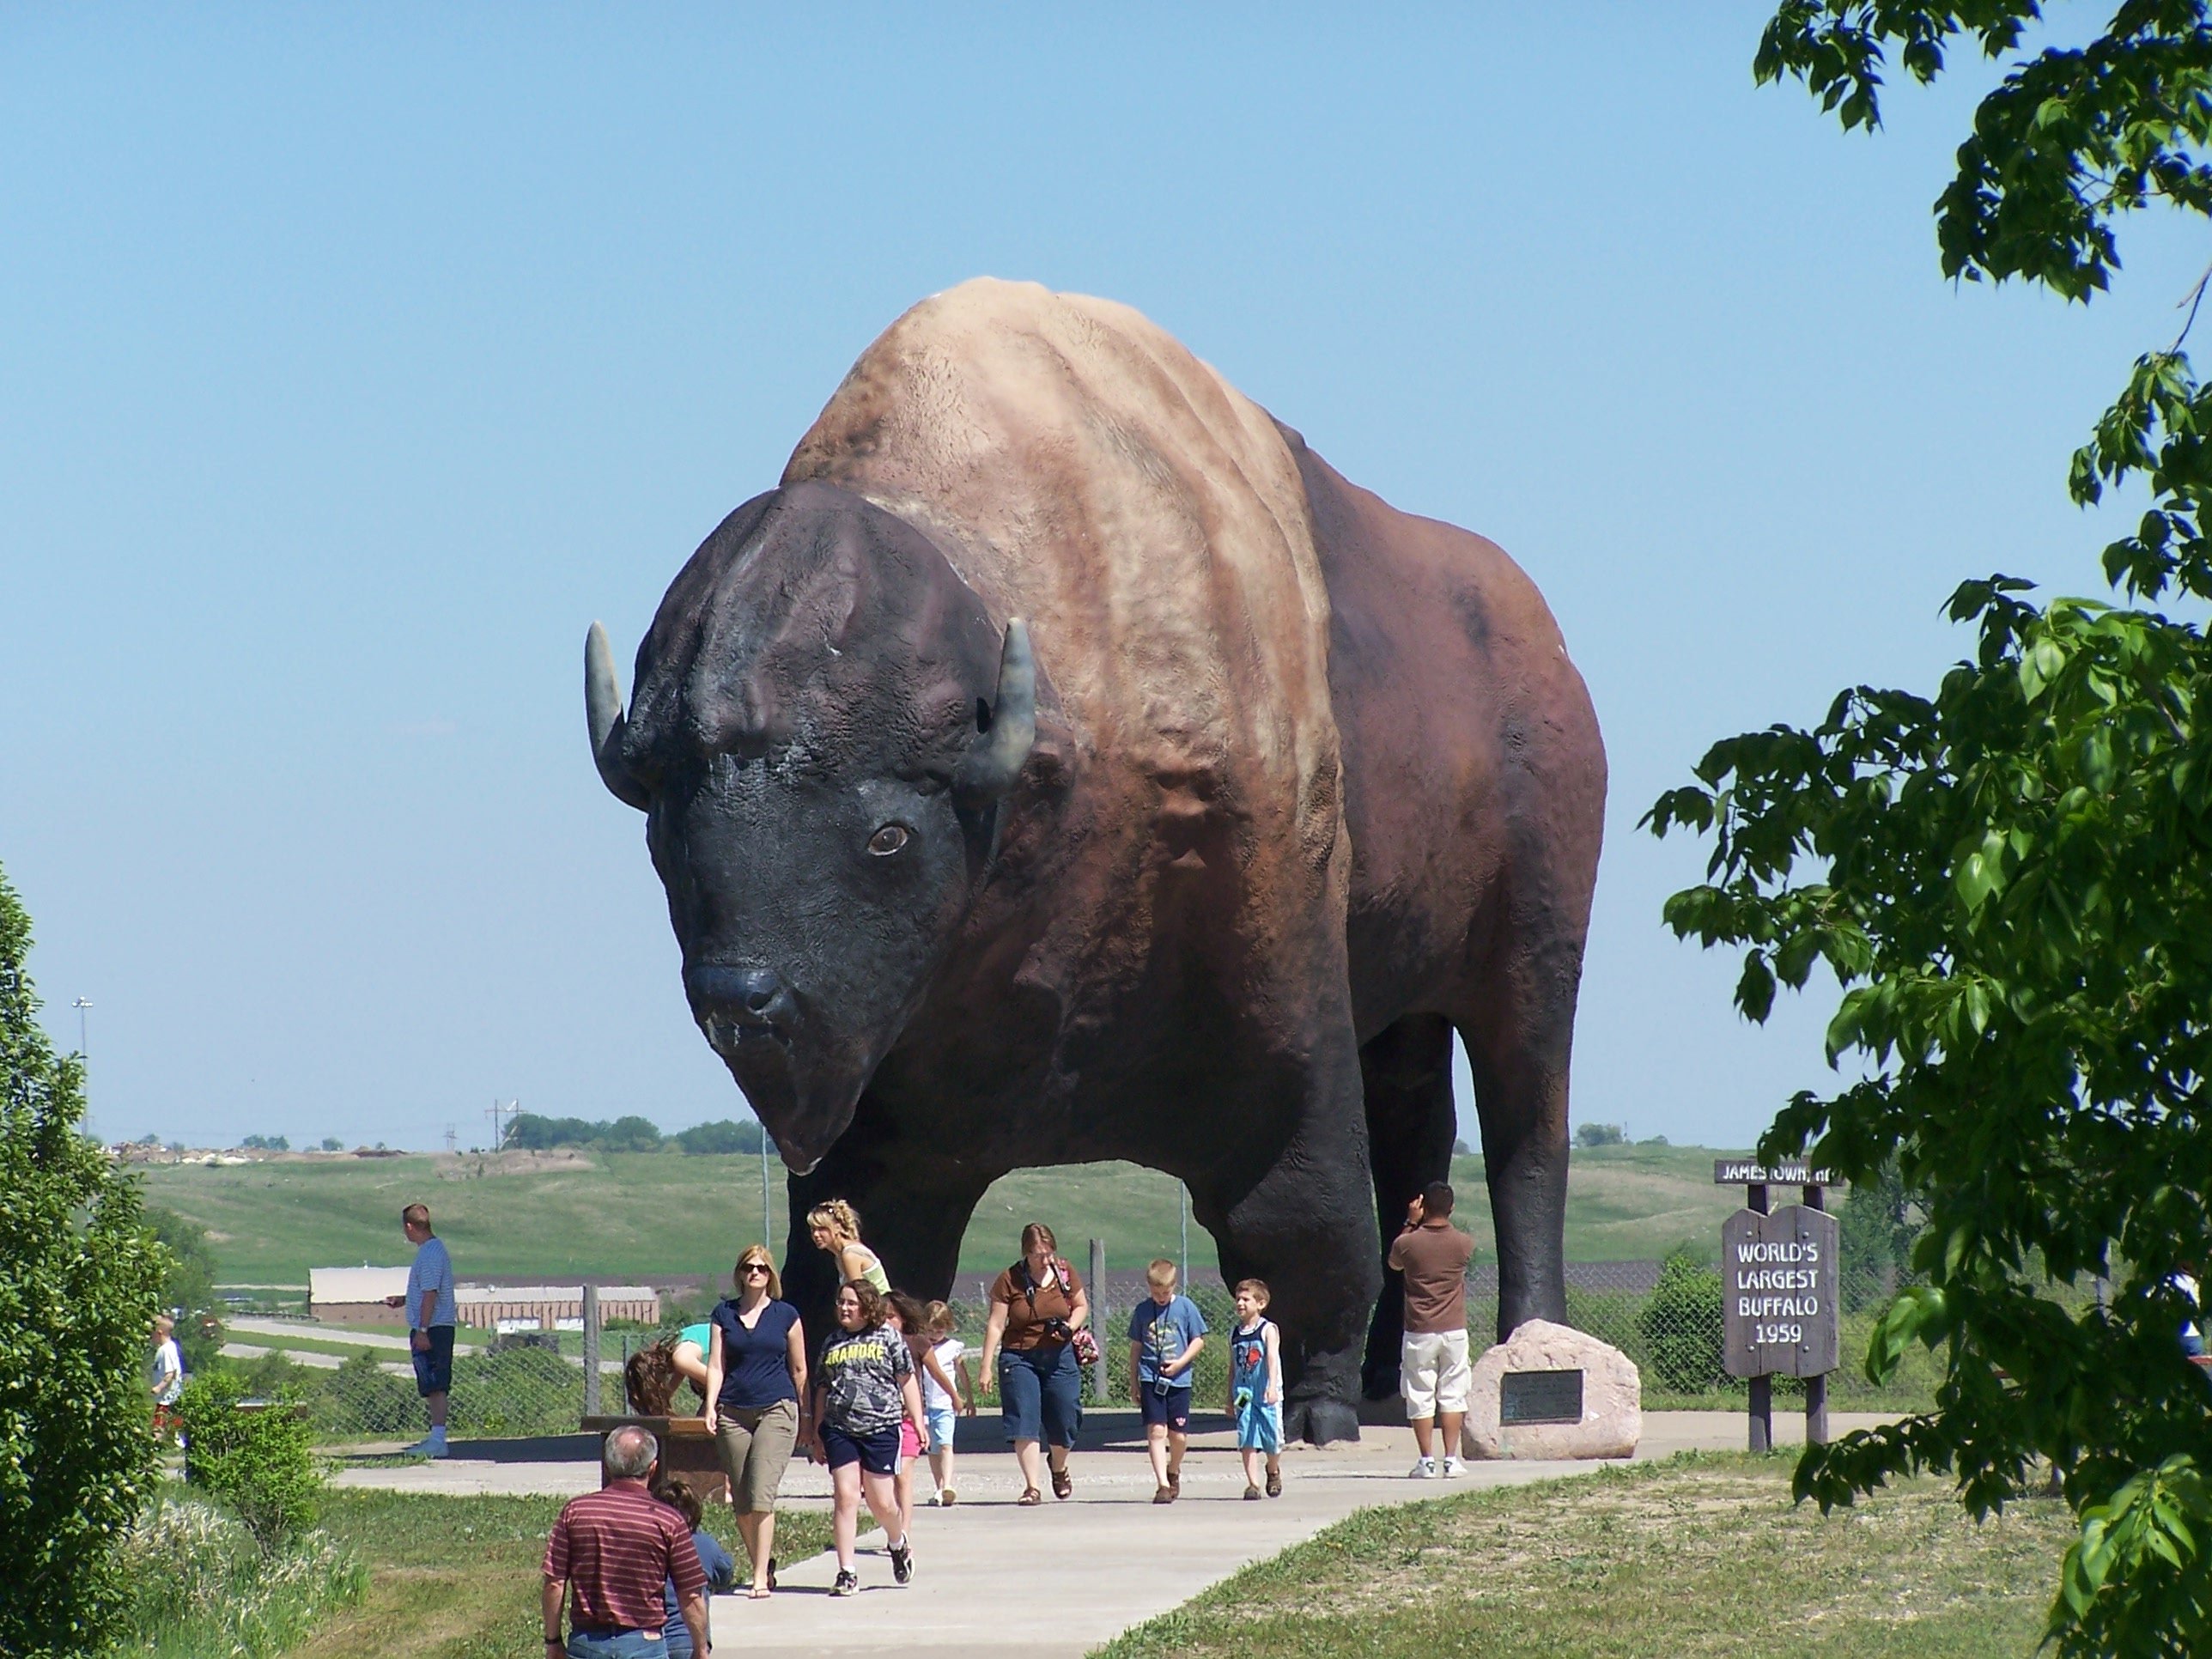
[
  {"left": 1386, "top": 1180, "right": 1475, "bottom": 1478},
  {"left": 543, "top": 1424, "right": 710, "bottom": 1657}
]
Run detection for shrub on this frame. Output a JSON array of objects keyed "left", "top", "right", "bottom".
[
  {"left": 1574, "top": 1122, "right": 1625, "bottom": 1148},
  {"left": 447, "top": 1342, "right": 586, "bottom": 1437},
  {"left": 114, "top": 1491, "right": 362, "bottom": 1657},
  {"left": 175, "top": 1368, "right": 322, "bottom": 1547},
  {"left": 309, "top": 1352, "right": 422, "bottom": 1438},
  {"left": 0, "top": 861, "right": 166, "bottom": 1656},
  {"left": 1639, "top": 1249, "right": 1726, "bottom": 1394}
]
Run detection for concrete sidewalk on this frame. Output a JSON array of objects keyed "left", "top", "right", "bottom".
[{"left": 332, "top": 1410, "right": 1893, "bottom": 1654}]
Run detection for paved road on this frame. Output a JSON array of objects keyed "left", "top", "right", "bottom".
[
  {"left": 225, "top": 1316, "right": 483, "bottom": 1352},
  {"left": 333, "top": 1410, "right": 1893, "bottom": 1656}
]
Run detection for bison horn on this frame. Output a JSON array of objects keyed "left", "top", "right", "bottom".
[
  {"left": 585, "top": 622, "right": 650, "bottom": 811},
  {"left": 954, "top": 618, "right": 1036, "bottom": 807}
]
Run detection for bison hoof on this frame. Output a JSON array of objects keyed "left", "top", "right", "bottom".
[{"left": 1287, "top": 1396, "right": 1361, "bottom": 1447}]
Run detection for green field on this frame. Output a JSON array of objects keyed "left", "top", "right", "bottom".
[
  {"left": 143, "top": 1141, "right": 1759, "bottom": 1288},
  {"left": 1100, "top": 1452, "right": 2071, "bottom": 1657}
]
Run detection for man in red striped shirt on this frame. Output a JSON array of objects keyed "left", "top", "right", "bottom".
[{"left": 543, "top": 1425, "right": 711, "bottom": 1657}]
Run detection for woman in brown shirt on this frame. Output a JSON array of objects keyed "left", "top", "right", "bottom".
[{"left": 978, "top": 1221, "right": 1091, "bottom": 1504}]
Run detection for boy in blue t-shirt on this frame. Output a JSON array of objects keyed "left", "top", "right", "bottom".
[{"left": 1126, "top": 1259, "right": 1207, "bottom": 1504}]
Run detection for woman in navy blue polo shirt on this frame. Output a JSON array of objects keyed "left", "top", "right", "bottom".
[{"left": 702, "top": 1243, "right": 806, "bottom": 1599}]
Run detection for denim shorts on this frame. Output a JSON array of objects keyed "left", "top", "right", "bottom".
[
  {"left": 564, "top": 1628, "right": 662, "bottom": 1657},
  {"left": 925, "top": 1402, "right": 957, "bottom": 1455},
  {"left": 1139, "top": 1383, "right": 1193, "bottom": 1431},
  {"left": 998, "top": 1343, "right": 1082, "bottom": 1448},
  {"left": 411, "top": 1325, "right": 455, "bottom": 1396}
]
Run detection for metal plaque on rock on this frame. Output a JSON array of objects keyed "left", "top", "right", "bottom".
[
  {"left": 1722, "top": 1205, "right": 1840, "bottom": 1379},
  {"left": 1500, "top": 1367, "right": 1584, "bottom": 1425}
]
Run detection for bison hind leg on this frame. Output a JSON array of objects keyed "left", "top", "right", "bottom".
[{"left": 1358, "top": 1013, "right": 1460, "bottom": 1400}]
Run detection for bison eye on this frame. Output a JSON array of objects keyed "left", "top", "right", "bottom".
[{"left": 866, "top": 823, "right": 911, "bottom": 857}]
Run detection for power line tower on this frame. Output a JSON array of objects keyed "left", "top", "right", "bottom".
[
  {"left": 484, "top": 1098, "right": 520, "bottom": 1150},
  {"left": 443, "top": 1122, "right": 457, "bottom": 1153}
]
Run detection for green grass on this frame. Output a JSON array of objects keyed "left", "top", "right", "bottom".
[
  {"left": 307, "top": 1488, "right": 831, "bottom": 1657},
  {"left": 1097, "top": 1452, "right": 2075, "bottom": 1658},
  {"left": 148, "top": 1141, "right": 1760, "bottom": 1288}
]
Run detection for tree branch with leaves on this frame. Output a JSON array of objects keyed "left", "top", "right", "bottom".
[{"left": 1652, "top": 4, "right": 2212, "bottom": 1651}]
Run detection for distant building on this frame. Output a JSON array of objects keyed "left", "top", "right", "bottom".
[{"left": 307, "top": 1267, "right": 659, "bottom": 1328}]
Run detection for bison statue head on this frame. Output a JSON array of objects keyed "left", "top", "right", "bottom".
[{"left": 585, "top": 482, "right": 1035, "bottom": 1174}]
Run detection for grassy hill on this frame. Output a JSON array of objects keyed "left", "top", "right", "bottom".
[{"left": 142, "top": 1140, "right": 1758, "bottom": 1289}]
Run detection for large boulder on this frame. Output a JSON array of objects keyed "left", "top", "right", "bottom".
[{"left": 1462, "top": 1319, "right": 1640, "bottom": 1461}]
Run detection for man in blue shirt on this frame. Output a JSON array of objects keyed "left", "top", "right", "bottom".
[
  {"left": 1126, "top": 1259, "right": 1207, "bottom": 1504},
  {"left": 388, "top": 1201, "right": 457, "bottom": 1457}
]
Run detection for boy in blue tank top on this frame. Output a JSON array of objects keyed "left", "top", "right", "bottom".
[{"left": 1227, "top": 1278, "right": 1283, "bottom": 1499}]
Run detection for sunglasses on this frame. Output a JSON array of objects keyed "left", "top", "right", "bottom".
[{"left": 740, "top": 1264, "right": 771, "bottom": 1276}]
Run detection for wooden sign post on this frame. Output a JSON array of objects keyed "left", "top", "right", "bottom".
[{"left": 1714, "top": 1161, "right": 1838, "bottom": 1453}]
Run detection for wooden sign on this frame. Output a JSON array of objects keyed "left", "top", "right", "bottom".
[
  {"left": 1722, "top": 1205, "right": 1840, "bottom": 1379},
  {"left": 1713, "top": 1158, "right": 1835, "bottom": 1186}
]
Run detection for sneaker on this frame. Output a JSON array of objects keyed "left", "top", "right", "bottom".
[
  {"left": 402, "top": 1436, "right": 448, "bottom": 1460},
  {"left": 1408, "top": 1456, "right": 1438, "bottom": 1479},
  {"left": 925, "top": 1492, "right": 941, "bottom": 1506},
  {"left": 889, "top": 1542, "right": 914, "bottom": 1585},
  {"left": 1243, "top": 1484, "right": 1261, "bottom": 1500},
  {"left": 1443, "top": 1455, "right": 1468, "bottom": 1478},
  {"left": 832, "top": 1569, "right": 860, "bottom": 1597},
  {"left": 940, "top": 1487, "right": 956, "bottom": 1507}
]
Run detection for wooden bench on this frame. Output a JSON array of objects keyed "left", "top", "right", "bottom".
[{"left": 579, "top": 1414, "right": 726, "bottom": 1504}]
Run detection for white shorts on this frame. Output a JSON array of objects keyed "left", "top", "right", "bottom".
[{"left": 1401, "top": 1328, "right": 1471, "bottom": 1419}]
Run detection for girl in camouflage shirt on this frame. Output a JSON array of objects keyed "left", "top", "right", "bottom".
[{"left": 810, "top": 1279, "right": 925, "bottom": 1595}]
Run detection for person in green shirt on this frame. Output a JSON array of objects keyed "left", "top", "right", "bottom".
[{"left": 671, "top": 1319, "right": 714, "bottom": 1409}]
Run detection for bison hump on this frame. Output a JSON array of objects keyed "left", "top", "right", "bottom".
[{"left": 784, "top": 277, "right": 1344, "bottom": 880}]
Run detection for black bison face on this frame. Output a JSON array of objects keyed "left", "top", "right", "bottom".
[{"left": 586, "top": 483, "right": 1033, "bottom": 1174}]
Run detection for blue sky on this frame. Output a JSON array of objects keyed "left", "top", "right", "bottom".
[{"left": 2, "top": 6, "right": 2194, "bottom": 1152}]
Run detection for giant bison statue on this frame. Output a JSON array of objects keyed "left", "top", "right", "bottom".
[{"left": 586, "top": 280, "right": 1604, "bottom": 1443}]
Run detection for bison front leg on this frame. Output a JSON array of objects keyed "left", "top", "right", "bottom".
[
  {"left": 780, "top": 1110, "right": 988, "bottom": 1344},
  {"left": 1194, "top": 1026, "right": 1379, "bottom": 1447}
]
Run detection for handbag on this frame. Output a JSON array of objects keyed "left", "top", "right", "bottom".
[{"left": 1018, "top": 1256, "right": 1101, "bottom": 1367}]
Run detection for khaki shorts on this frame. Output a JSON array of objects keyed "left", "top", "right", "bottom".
[
  {"left": 714, "top": 1398, "right": 799, "bottom": 1514},
  {"left": 1401, "top": 1329, "right": 1471, "bottom": 1419}
]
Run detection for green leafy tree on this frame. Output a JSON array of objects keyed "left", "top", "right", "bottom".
[
  {"left": 146, "top": 1205, "right": 226, "bottom": 1371},
  {"left": 1573, "top": 1122, "right": 1626, "bottom": 1148},
  {"left": 1648, "top": 5, "right": 2212, "bottom": 1650},
  {"left": 0, "top": 862, "right": 167, "bottom": 1655},
  {"left": 1838, "top": 1160, "right": 1922, "bottom": 1312},
  {"left": 674, "top": 1117, "right": 772, "bottom": 1155}
]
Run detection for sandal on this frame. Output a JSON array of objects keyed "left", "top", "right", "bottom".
[
  {"left": 1050, "top": 1465, "right": 1072, "bottom": 1500},
  {"left": 1017, "top": 1486, "right": 1042, "bottom": 1506},
  {"left": 1266, "top": 1468, "right": 1281, "bottom": 1498}
]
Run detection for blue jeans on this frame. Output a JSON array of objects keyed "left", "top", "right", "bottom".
[
  {"left": 564, "top": 1631, "right": 660, "bottom": 1659},
  {"left": 999, "top": 1344, "right": 1082, "bottom": 1448}
]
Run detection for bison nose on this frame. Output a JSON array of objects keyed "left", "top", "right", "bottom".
[{"left": 686, "top": 964, "right": 797, "bottom": 1040}]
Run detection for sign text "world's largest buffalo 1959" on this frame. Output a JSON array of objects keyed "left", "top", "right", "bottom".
[{"left": 1721, "top": 1206, "right": 1840, "bottom": 1379}]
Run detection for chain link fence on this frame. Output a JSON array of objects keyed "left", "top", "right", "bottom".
[{"left": 246, "top": 1246, "right": 1960, "bottom": 1443}]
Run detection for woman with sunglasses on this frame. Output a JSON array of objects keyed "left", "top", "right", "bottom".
[{"left": 702, "top": 1243, "right": 807, "bottom": 1598}]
